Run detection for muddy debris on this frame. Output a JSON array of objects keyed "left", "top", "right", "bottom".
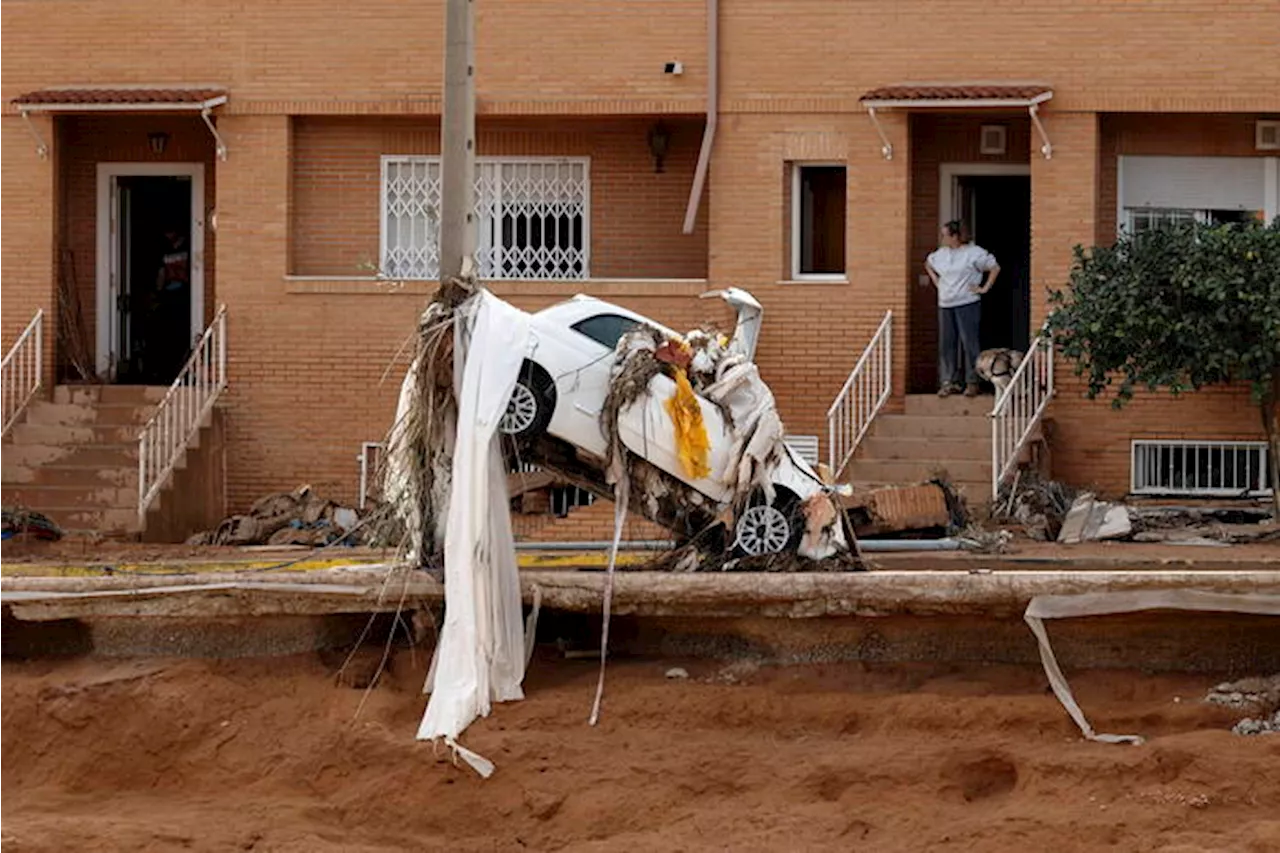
[
  {"left": 1, "top": 508, "right": 64, "bottom": 543},
  {"left": 186, "top": 485, "right": 370, "bottom": 547}
]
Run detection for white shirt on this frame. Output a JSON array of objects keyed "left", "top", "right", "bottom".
[{"left": 927, "top": 244, "right": 998, "bottom": 309}]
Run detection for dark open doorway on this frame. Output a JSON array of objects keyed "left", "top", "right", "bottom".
[
  {"left": 115, "top": 176, "right": 193, "bottom": 385},
  {"left": 955, "top": 174, "right": 1032, "bottom": 354}
]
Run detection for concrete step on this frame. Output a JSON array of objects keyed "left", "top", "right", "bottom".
[
  {"left": 24, "top": 400, "right": 154, "bottom": 427},
  {"left": 2, "top": 443, "right": 139, "bottom": 470},
  {"left": 846, "top": 458, "right": 992, "bottom": 486},
  {"left": 53, "top": 385, "right": 168, "bottom": 405},
  {"left": 859, "top": 435, "right": 989, "bottom": 462},
  {"left": 1, "top": 464, "right": 137, "bottom": 488},
  {"left": 903, "top": 394, "right": 997, "bottom": 418},
  {"left": 10, "top": 422, "right": 143, "bottom": 446},
  {"left": 2, "top": 484, "right": 136, "bottom": 511},
  {"left": 870, "top": 414, "right": 990, "bottom": 439}
]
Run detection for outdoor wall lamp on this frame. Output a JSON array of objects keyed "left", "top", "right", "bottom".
[
  {"left": 148, "top": 131, "right": 170, "bottom": 155},
  {"left": 647, "top": 122, "right": 671, "bottom": 173}
]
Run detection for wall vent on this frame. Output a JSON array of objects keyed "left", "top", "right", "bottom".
[{"left": 1131, "top": 440, "right": 1271, "bottom": 497}]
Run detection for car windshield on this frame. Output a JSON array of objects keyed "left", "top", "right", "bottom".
[{"left": 571, "top": 313, "right": 641, "bottom": 351}]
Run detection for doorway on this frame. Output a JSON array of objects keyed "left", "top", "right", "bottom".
[
  {"left": 96, "top": 163, "right": 205, "bottom": 384},
  {"left": 939, "top": 165, "right": 1032, "bottom": 359}
]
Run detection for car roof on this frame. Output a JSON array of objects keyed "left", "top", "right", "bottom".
[{"left": 535, "top": 294, "right": 683, "bottom": 340}]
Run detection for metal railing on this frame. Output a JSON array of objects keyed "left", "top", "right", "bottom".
[
  {"left": 827, "top": 310, "right": 892, "bottom": 476},
  {"left": 357, "top": 441, "right": 385, "bottom": 510},
  {"left": 990, "top": 328, "right": 1054, "bottom": 501},
  {"left": 138, "top": 306, "right": 228, "bottom": 522},
  {"left": 2, "top": 310, "right": 44, "bottom": 437}
]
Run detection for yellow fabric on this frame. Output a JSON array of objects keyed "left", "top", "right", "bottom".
[{"left": 665, "top": 368, "right": 711, "bottom": 480}]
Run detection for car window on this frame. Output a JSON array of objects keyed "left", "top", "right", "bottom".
[{"left": 570, "top": 313, "right": 640, "bottom": 351}]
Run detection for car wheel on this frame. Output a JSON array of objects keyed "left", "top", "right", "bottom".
[
  {"left": 499, "top": 362, "right": 555, "bottom": 440},
  {"left": 732, "top": 489, "right": 801, "bottom": 557}
]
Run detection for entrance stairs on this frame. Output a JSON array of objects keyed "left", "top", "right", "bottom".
[
  {"left": 845, "top": 394, "right": 992, "bottom": 506},
  {"left": 2, "top": 386, "right": 165, "bottom": 536}
]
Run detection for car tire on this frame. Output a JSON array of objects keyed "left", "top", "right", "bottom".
[
  {"left": 732, "top": 488, "right": 802, "bottom": 557},
  {"left": 499, "top": 361, "right": 555, "bottom": 440}
]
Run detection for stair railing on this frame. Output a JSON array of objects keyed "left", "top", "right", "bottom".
[
  {"left": 2, "top": 309, "right": 44, "bottom": 437},
  {"left": 137, "top": 306, "right": 228, "bottom": 522},
  {"left": 826, "top": 310, "right": 892, "bottom": 476}
]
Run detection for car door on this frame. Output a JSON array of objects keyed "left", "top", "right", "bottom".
[{"left": 545, "top": 312, "right": 642, "bottom": 459}]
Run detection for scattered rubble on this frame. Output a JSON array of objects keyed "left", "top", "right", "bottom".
[
  {"left": 1057, "top": 492, "right": 1132, "bottom": 544},
  {"left": 1232, "top": 711, "right": 1280, "bottom": 736},
  {"left": 186, "top": 486, "right": 370, "bottom": 547},
  {"left": 1129, "top": 506, "right": 1279, "bottom": 545},
  {"left": 1, "top": 508, "right": 63, "bottom": 542},
  {"left": 993, "top": 473, "right": 1076, "bottom": 541},
  {"left": 1205, "top": 674, "right": 1280, "bottom": 736}
]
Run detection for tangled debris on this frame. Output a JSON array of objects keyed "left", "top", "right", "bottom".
[
  {"left": 186, "top": 485, "right": 369, "bottom": 547},
  {"left": 992, "top": 472, "right": 1076, "bottom": 541},
  {"left": 1, "top": 508, "right": 63, "bottom": 542}
]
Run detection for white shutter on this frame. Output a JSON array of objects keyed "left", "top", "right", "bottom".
[{"left": 1120, "top": 155, "right": 1266, "bottom": 212}]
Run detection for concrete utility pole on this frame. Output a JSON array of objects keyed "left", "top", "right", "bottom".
[{"left": 438, "top": 0, "right": 476, "bottom": 281}]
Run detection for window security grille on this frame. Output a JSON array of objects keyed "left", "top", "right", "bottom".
[
  {"left": 1131, "top": 440, "right": 1272, "bottom": 497},
  {"left": 382, "top": 157, "right": 589, "bottom": 280}
]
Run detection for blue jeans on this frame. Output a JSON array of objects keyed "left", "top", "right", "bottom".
[{"left": 938, "top": 302, "right": 982, "bottom": 387}]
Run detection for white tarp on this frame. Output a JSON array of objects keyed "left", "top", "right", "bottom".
[
  {"left": 1025, "top": 590, "right": 1280, "bottom": 745},
  {"left": 416, "top": 291, "right": 533, "bottom": 777}
]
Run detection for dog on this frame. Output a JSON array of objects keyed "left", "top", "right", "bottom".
[{"left": 975, "top": 348, "right": 1024, "bottom": 394}]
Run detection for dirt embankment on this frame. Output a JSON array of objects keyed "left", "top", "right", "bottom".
[{"left": 3, "top": 653, "right": 1279, "bottom": 852}]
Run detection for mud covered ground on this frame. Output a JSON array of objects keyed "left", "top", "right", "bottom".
[{"left": 3, "top": 652, "right": 1278, "bottom": 852}]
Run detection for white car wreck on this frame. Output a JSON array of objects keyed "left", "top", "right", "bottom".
[{"left": 495, "top": 288, "right": 851, "bottom": 559}]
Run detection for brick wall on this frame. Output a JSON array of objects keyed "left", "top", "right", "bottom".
[
  {"left": 1046, "top": 112, "right": 1268, "bottom": 497},
  {"left": 512, "top": 500, "right": 671, "bottom": 543},
  {"left": 2, "top": 114, "right": 56, "bottom": 387},
  {"left": 706, "top": 111, "right": 913, "bottom": 453},
  {"left": 5, "top": 0, "right": 1279, "bottom": 523},
  {"left": 215, "top": 114, "right": 732, "bottom": 511},
  {"left": 0, "top": 1, "right": 706, "bottom": 110},
  {"left": 290, "top": 116, "right": 707, "bottom": 280}
]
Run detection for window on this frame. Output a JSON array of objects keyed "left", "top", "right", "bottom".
[
  {"left": 570, "top": 313, "right": 639, "bottom": 350},
  {"left": 381, "top": 156, "right": 589, "bottom": 280},
  {"left": 791, "top": 164, "right": 847, "bottom": 279},
  {"left": 1132, "top": 440, "right": 1271, "bottom": 497},
  {"left": 1125, "top": 207, "right": 1261, "bottom": 233},
  {"left": 1125, "top": 207, "right": 1200, "bottom": 233},
  {"left": 1118, "top": 155, "right": 1276, "bottom": 235}
]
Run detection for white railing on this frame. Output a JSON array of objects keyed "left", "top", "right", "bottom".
[
  {"left": 827, "top": 310, "right": 892, "bottom": 476},
  {"left": 357, "top": 441, "right": 385, "bottom": 510},
  {"left": 138, "top": 305, "right": 228, "bottom": 522},
  {"left": 990, "top": 328, "right": 1055, "bottom": 501},
  {"left": 2, "top": 310, "right": 44, "bottom": 437}
]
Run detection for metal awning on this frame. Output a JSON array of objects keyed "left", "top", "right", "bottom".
[
  {"left": 11, "top": 86, "right": 229, "bottom": 160},
  {"left": 857, "top": 84, "right": 1054, "bottom": 161}
]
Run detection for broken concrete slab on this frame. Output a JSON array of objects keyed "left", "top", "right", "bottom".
[{"left": 1057, "top": 493, "right": 1132, "bottom": 544}]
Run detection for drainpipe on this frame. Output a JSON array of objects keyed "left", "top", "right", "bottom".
[{"left": 681, "top": 0, "right": 718, "bottom": 235}]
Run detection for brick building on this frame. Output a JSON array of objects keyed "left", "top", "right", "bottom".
[{"left": 3, "top": 1, "right": 1277, "bottom": 537}]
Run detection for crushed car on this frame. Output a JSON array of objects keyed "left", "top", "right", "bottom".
[{"left": 491, "top": 287, "right": 853, "bottom": 559}]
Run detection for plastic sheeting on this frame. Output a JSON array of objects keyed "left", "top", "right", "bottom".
[
  {"left": 1025, "top": 590, "right": 1280, "bottom": 745},
  {"left": 416, "top": 291, "right": 533, "bottom": 777}
]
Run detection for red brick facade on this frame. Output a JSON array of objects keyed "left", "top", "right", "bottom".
[{"left": 3, "top": 0, "right": 1279, "bottom": 520}]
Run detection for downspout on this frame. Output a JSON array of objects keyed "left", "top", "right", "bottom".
[{"left": 681, "top": 0, "right": 718, "bottom": 234}]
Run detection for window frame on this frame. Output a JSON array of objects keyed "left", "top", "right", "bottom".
[
  {"left": 379, "top": 155, "right": 591, "bottom": 281},
  {"left": 789, "top": 161, "right": 849, "bottom": 282}
]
